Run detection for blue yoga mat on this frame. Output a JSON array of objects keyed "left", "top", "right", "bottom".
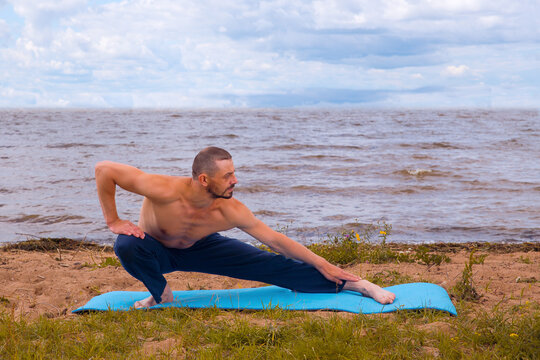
[{"left": 73, "top": 282, "right": 457, "bottom": 316}]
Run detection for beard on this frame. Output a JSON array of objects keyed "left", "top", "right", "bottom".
[{"left": 206, "top": 183, "right": 234, "bottom": 199}]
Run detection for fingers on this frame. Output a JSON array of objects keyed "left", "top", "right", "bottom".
[
  {"left": 127, "top": 224, "right": 145, "bottom": 239},
  {"left": 322, "top": 267, "right": 361, "bottom": 285},
  {"left": 126, "top": 223, "right": 144, "bottom": 238},
  {"left": 110, "top": 220, "right": 145, "bottom": 239},
  {"left": 341, "top": 272, "right": 361, "bottom": 282}
]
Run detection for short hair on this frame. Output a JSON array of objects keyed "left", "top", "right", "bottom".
[{"left": 192, "top": 147, "right": 232, "bottom": 178}]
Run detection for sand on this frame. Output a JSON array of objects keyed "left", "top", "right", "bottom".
[{"left": 0, "top": 243, "right": 538, "bottom": 318}]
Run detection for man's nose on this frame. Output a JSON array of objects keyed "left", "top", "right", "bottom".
[{"left": 231, "top": 175, "right": 238, "bottom": 185}]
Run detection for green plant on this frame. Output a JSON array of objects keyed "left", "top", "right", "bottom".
[
  {"left": 83, "top": 256, "right": 122, "bottom": 269},
  {"left": 452, "top": 250, "right": 487, "bottom": 301},
  {"left": 365, "top": 270, "right": 413, "bottom": 286},
  {"left": 414, "top": 246, "right": 451, "bottom": 266}
]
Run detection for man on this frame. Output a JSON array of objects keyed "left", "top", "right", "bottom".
[{"left": 95, "top": 147, "right": 395, "bottom": 308}]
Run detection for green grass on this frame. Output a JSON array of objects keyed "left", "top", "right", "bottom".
[
  {"left": 451, "top": 250, "right": 487, "bottom": 301},
  {"left": 1, "top": 301, "right": 538, "bottom": 359},
  {"left": 83, "top": 256, "right": 122, "bottom": 269},
  {"left": 304, "top": 222, "right": 451, "bottom": 267},
  {"left": 1, "top": 226, "right": 538, "bottom": 359}
]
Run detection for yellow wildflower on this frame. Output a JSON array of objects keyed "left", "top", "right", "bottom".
[
  {"left": 380, "top": 231, "right": 387, "bottom": 235},
  {"left": 510, "top": 333, "right": 518, "bottom": 338},
  {"left": 355, "top": 233, "right": 361, "bottom": 241}
]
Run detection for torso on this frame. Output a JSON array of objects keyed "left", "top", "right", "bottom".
[{"left": 137, "top": 178, "right": 239, "bottom": 249}]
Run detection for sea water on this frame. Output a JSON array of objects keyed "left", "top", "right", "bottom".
[{"left": 0, "top": 108, "right": 538, "bottom": 244}]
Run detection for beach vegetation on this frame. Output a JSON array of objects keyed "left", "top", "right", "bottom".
[
  {"left": 305, "top": 221, "right": 451, "bottom": 267},
  {"left": 83, "top": 256, "right": 122, "bottom": 269},
  {"left": 1, "top": 236, "right": 113, "bottom": 253},
  {"left": 0, "top": 229, "right": 539, "bottom": 359},
  {"left": 364, "top": 270, "right": 414, "bottom": 286},
  {"left": 0, "top": 299, "right": 537, "bottom": 359},
  {"left": 451, "top": 250, "right": 487, "bottom": 301}
]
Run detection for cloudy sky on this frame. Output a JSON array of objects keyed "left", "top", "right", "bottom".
[{"left": 0, "top": 0, "right": 538, "bottom": 108}]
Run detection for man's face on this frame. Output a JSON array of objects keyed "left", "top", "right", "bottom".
[{"left": 206, "top": 159, "right": 238, "bottom": 199}]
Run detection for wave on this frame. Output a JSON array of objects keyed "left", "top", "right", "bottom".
[
  {"left": 399, "top": 142, "right": 463, "bottom": 150},
  {"left": 407, "top": 169, "right": 432, "bottom": 176},
  {"left": 202, "top": 134, "right": 239, "bottom": 139},
  {"left": 394, "top": 169, "right": 449, "bottom": 178},
  {"left": 9, "top": 214, "right": 86, "bottom": 225},
  {"left": 426, "top": 225, "right": 540, "bottom": 241},
  {"left": 321, "top": 214, "right": 351, "bottom": 221},
  {"left": 160, "top": 157, "right": 189, "bottom": 163},
  {"left": 268, "top": 144, "right": 365, "bottom": 151},
  {"left": 253, "top": 210, "right": 288, "bottom": 217},
  {"left": 299, "top": 155, "right": 357, "bottom": 162},
  {"left": 246, "top": 164, "right": 322, "bottom": 172},
  {"left": 235, "top": 185, "right": 280, "bottom": 194},
  {"left": 46, "top": 143, "right": 106, "bottom": 149}
]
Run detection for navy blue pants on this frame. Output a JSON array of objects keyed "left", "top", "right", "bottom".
[{"left": 114, "top": 232, "right": 345, "bottom": 303}]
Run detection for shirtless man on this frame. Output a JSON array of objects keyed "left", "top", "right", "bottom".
[{"left": 95, "top": 147, "right": 395, "bottom": 308}]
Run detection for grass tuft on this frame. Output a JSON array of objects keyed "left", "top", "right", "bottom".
[
  {"left": 83, "top": 256, "right": 122, "bottom": 269},
  {"left": 451, "top": 250, "right": 487, "bottom": 301},
  {"left": 305, "top": 221, "right": 451, "bottom": 267}
]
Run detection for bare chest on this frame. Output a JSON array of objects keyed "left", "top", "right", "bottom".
[{"left": 139, "top": 199, "right": 231, "bottom": 247}]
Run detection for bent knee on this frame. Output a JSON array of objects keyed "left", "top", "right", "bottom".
[{"left": 114, "top": 234, "right": 142, "bottom": 261}]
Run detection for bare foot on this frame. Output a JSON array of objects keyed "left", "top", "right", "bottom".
[
  {"left": 134, "top": 284, "right": 174, "bottom": 309},
  {"left": 343, "top": 279, "right": 396, "bottom": 304}
]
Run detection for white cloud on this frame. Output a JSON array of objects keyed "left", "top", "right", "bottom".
[
  {"left": 312, "top": 0, "right": 366, "bottom": 29},
  {"left": 426, "top": 0, "right": 485, "bottom": 13},
  {"left": 0, "top": 0, "right": 538, "bottom": 108},
  {"left": 0, "top": 18, "right": 9, "bottom": 43},
  {"left": 443, "top": 65, "right": 470, "bottom": 77}
]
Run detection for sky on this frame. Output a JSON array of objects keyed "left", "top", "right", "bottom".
[{"left": 0, "top": 0, "right": 538, "bottom": 108}]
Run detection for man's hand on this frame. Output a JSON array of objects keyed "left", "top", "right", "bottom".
[
  {"left": 316, "top": 261, "right": 361, "bottom": 285},
  {"left": 107, "top": 219, "right": 145, "bottom": 239}
]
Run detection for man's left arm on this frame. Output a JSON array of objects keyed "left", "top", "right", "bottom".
[{"left": 236, "top": 207, "right": 360, "bottom": 285}]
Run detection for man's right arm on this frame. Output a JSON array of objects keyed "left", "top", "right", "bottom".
[{"left": 94, "top": 161, "right": 176, "bottom": 238}]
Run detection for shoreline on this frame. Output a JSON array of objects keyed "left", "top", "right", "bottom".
[
  {"left": 2, "top": 236, "right": 538, "bottom": 253},
  {"left": 1, "top": 238, "right": 538, "bottom": 319}
]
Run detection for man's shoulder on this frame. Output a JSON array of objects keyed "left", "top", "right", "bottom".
[
  {"left": 160, "top": 175, "right": 192, "bottom": 191},
  {"left": 141, "top": 175, "right": 190, "bottom": 202},
  {"left": 218, "top": 197, "right": 249, "bottom": 212},
  {"left": 218, "top": 198, "right": 254, "bottom": 226}
]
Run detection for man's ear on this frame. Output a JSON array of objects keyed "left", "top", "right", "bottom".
[{"left": 198, "top": 173, "right": 209, "bottom": 187}]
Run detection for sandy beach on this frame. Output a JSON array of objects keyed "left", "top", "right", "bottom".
[{"left": 1, "top": 241, "right": 538, "bottom": 319}]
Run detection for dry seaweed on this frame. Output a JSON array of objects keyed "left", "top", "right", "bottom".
[{"left": 1, "top": 237, "right": 113, "bottom": 252}]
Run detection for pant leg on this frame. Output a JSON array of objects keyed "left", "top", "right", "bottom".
[
  {"left": 114, "top": 233, "right": 175, "bottom": 303},
  {"left": 171, "top": 233, "right": 345, "bottom": 293}
]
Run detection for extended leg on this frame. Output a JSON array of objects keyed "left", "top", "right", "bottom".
[{"left": 171, "top": 233, "right": 345, "bottom": 293}]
